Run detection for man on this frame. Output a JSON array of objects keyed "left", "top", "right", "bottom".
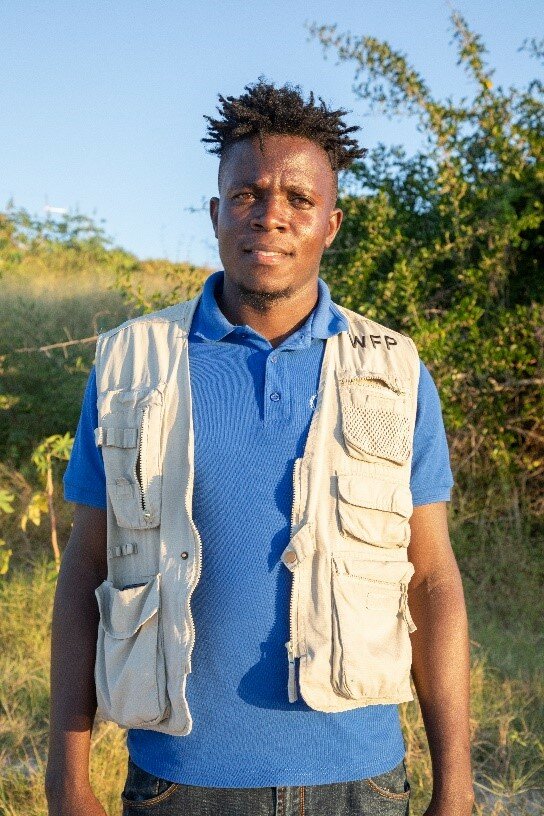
[{"left": 46, "top": 80, "right": 474, "bottom": 816}]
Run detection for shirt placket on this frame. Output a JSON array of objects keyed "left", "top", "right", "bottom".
[{"left": 263, "top": 349, "right": 291, "bottom": 425}]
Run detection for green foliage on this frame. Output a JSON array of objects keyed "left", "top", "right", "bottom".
[
  {"left": 114, "top": 257, "right": 209, "bottom": 313},
  {"left": 0, "top": 541, "right": 11, "bottom": 575},
  {"left": 0, "top": 207, "right": 134, "bottom": 467},
  {"left": 20, "top": 491, "right": 48, "bottom": 533},
  {"left": 29, "top": 433, "right": 73, "bottom": 479},
  {"left": 0, "top": 207, "right": 210, "bottom": 469},
  {"left": 0, "top": 201, "right": 114, "bottom": 279},
  {"left": 0, "top": 489, "right": 14, "bottom": 574},
  {"left": 0, "top": 489, "right": 14, "bottom": 515},
  {"left": 309, "top": 11, "right": 544, "bottom": 512},
  {"left": 21, "top": 434, "right": 73, "bottom": 532},
  {"left": 18, "top": 434, "right": 73, "bottom": 568}
]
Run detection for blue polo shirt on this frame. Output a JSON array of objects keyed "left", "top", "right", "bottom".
[{"left": 64, "top": 271, "right": 453, "bottom": 788}]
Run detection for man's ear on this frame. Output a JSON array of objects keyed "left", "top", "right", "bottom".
[
  {"left": 324, "top": 207, "right": 343, "bottom": 249},
  {"left": 209, "top": 197, "right": 219, "bottom": 238}
]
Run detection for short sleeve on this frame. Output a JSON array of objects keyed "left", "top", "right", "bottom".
[
  {"left": 410, "top": 361, "right": 454, "bottom": 506},
  {"left": 63, "top": 366, "right": 107, "bottom": 509}
]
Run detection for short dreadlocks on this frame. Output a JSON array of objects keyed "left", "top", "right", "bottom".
[{"left": 203, "top": 79, "right": 367, "bottom": 193}]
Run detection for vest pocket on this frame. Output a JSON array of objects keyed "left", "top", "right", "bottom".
[
  {"left": 336, "top": 474, "right": 412, "bottom": 547},
  {"left": 94, "top": 574, "right": 168, "bottom": 727},
  {"left": 96, "top": 383, "right": 165, "bottom": 529},
  {"left": 331, "top": 554, "right": 416, "bottom": 702},
  {"left": 338, "top": 373, "right": 411, "bottom": 465}
]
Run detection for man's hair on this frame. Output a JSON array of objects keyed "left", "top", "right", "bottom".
[{"left": 202, "top": 78, "right": 367, "bottom": 187}]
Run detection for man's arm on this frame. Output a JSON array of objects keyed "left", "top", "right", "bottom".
[
  {"left": 407, "top": 502, "right": 475, "bottom": 816},
  {"left": 45, "top": 504, "right": 109, "bottom": 816}
]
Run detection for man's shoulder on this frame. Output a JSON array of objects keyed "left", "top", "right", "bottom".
[{"left": 97, "top": 295, "right": 200, "bottom": 344}]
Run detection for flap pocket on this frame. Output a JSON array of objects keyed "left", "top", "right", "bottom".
[
  {"left": 332, "top": 553, "right": 415, "bottom": 585},
  {"left": 338, "top": 372, "right": 411, "bottom": 465},
  {"left": 331, "top": 555, "right": 416, "bottom": 703},
  {"left": 94, "top": 575, "right": 168, "bottom": 727},
  {"left": 337, "top": 474, "right": 412, "bottom": 548},
  {"left": 95, "top": 576, "right": 160, "bottom": 638},
  {"left": 97, "top": 383, "right": 165, "bottom": 529}
]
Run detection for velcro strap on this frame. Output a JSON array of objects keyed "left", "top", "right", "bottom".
[
  {"left": 95, "top": 426, "right": 138, "bottom": 448},
  {"left": 108, "top": 542, "right": 138, "bottom": 558}
]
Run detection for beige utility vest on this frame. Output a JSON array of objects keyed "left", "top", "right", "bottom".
[{"left": 93, "top": 290, "right": 420, "bottom": 735}]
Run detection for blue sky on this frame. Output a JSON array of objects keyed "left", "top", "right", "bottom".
[{"left": 1, "top": 1, "right": 542, "bottom": 268}]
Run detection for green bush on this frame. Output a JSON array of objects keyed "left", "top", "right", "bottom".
[
  {"left": 310, "top": 13, "right": 544, "bottom": 513},
  {"left": 0, "top": 206, "right": 208, "bottom": 470}
]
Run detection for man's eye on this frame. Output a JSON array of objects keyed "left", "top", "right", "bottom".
[
  {"left": 232, "top": 192, "right": 254, "bottom": 201},
  {"left": 292, "top": 196, "right": 312, "bottom": 206}
]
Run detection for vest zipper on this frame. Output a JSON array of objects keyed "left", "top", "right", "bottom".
[
  {"left": 285, "top": 641, "right": 298, "bottom": 703},
  {"left": 137, "top": 405, "right": 151, "bottom": 522},
  {"left": 285, "top": 456, "right": 302, "bottom": 702},
  {"left": 289, "top": 458, "right": 299, "bottom": 539},
  {"left": 180, "top": 331, "right": 203, "bottom": 678},
  {"left": 183, "top": 467, "right": 203, "bottom": 676},
  {"left": 185, "top": 524, "right": 202, "bottom": 675}
]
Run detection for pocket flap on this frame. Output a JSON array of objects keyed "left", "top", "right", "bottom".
[
  {"left": 337, "top": 475, "right": 413, "bottom": 518},
  {"left": 115, "top": 383, "right": 165, "bottom": 407},
  {"left": 338, "top": 370, "right": 405, "bottom": 395},
  {"left": 101, "top": 382, "right": 166, "bottom": 414},
  {"left": 332, "top": 553, "right": 415, "bottom": 586},
  {"left": 95, "top": 575, "right": 160, "bottom": 639},
  {"left": 95, "top": 426, "right": 138, "bottom": 449}
]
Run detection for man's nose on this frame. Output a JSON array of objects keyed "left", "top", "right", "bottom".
[{"left": 250, "top": 196, "right": 288, "bottom": 230}]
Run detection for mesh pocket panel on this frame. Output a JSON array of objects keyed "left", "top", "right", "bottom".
[{"left": 342, "top": 403, "right": 411, "bottom": 464}]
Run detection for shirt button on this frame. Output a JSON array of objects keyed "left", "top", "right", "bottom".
[
  {"left": 270, "top": 355, "right": 278, "bottom": 363},
  {"left": 270, "top": 392, "right": 281, "bottom": 401},
  {"left": 181, "top": 551, "right": 189, "bottom": 560},
  {"left": 240, "top": 332, "right": 248, "bottom": 339}
]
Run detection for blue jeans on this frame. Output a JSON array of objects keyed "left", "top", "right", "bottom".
[{"left": 121, "top": 756, "right": 411, "bottom": 815}]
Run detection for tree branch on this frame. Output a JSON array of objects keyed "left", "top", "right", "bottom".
[{"left": 14, "top": 336, "right": 98, "bottom": 354}]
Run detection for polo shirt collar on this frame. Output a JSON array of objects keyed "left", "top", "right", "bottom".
[{"left": 192, "top": 270, "right": 348, "bottom": 344}]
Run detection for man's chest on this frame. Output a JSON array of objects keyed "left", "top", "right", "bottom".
[{"left": 187, "top": 340, "right": 324, "bottom": 439}]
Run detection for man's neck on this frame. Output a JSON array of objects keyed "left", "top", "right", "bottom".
[{"left": 217, "top": 276, "right": 319, "bottom": 349}]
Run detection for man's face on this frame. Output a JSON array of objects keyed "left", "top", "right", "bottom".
[{"left": 209, "top": 134, "right": 343, "bottom": 305}]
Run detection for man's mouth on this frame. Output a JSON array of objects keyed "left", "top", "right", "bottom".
[{"left": 243, "top": 245, "right": 294, "bottom": 262}]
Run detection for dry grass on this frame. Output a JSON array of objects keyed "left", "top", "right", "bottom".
[
  {"left": 401, "top": 656, "right": 543, "bottom": 815},
  {"left": 0, "top": 558, "right": 128, "bottom": 816}
]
